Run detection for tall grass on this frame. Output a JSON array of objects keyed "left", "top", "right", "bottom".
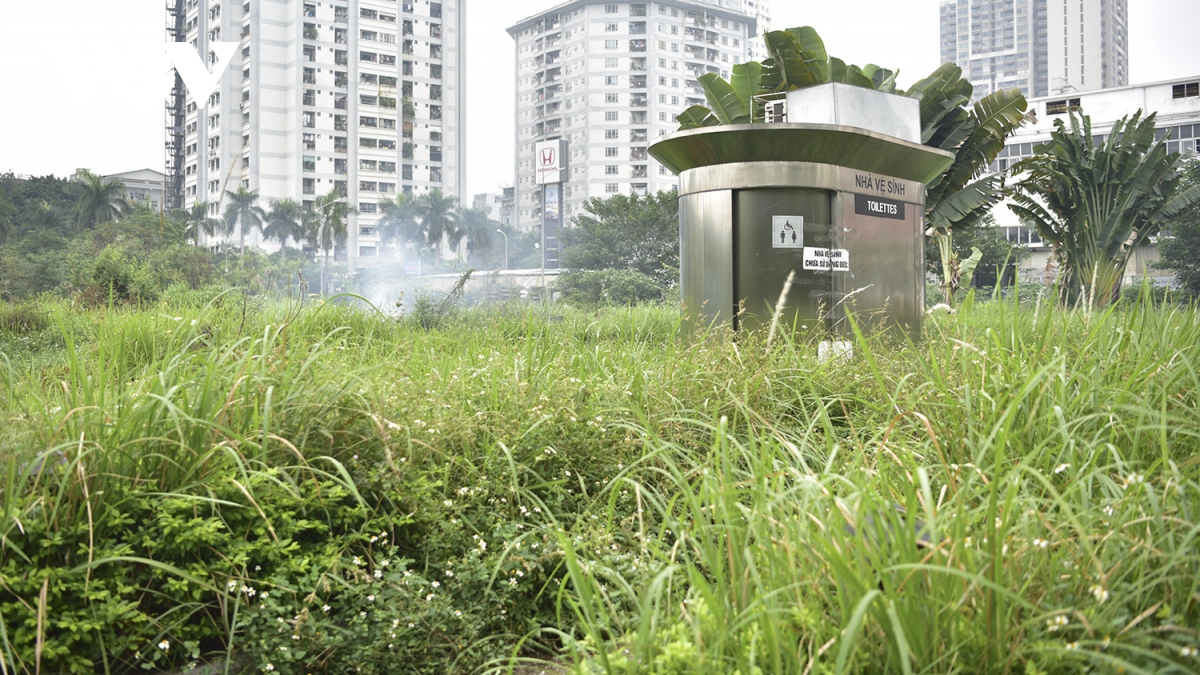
[
  {"left": 550, "top": 295, "right": 1200, "bottom": 674},
  {"left": 0, "top": 293, "right": 1197, "bottom": 673}
]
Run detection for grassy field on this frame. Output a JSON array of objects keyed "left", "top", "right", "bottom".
[{"left": 0, "top": 290, "right": 1197, "bottom": 674}]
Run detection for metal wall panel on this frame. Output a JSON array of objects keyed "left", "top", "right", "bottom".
[
  {"left": 679, "top": 191, "right": 734, "bottom": 337},
  {"left": 733, "top": 189, "right": 834, "bottom": 334},
  {"left": 831, "top": 193, "right": 924, "bottom": 340}
]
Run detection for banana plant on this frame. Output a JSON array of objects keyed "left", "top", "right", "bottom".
[
  {"left": 912, "top": 69, "right": 1029, "bottom": 307},
  {"left": 678, "top": 27, "right": 896, "bottom": 130},
  {"left": 1010, "top": 111, "right": 1200, "bottom": 306}
]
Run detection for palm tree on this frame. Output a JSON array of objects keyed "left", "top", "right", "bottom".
[
  {"left": 377, "top": 195, "right": 420, "bottom": 248},
  {"left": 223, "top": 187, "right": 266, "bottom": 262},
  {"left": 26, "top": 200, "right": 63, "bottom": 234},
  {"left": 73, "top": 169, "right": 128, "bottom": 231},
  {"left": 1011, "top": 111, "right": 1200, "bottom": 307},
  {"left": 451, "top": 206, "right": 495, "bottom": 261},
  {"left": 172, "top": 201, "right": 218, "bottom": 244},
  {"left": 412, "top": 189, "right": 459, "bottom": 262},
  {"left": 263, "top": 198, "right": 305, "bottom": 256},
  {"left": 307, "top": 189, "right": 352, "bottom": 294}
]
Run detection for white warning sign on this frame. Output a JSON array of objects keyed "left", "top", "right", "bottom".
[
  {"left": 772, "top": 215, "right": 804, "bottom": 248},
  {"left": 802, "top": 247, "right": 851, "bottom": 272}
]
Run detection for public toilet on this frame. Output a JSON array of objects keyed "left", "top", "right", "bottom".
[{"left": 648, "top": 83, "right": 956, "bottom": 339}]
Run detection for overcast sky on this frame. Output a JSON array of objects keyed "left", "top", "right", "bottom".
[{"left": 0, "top": 0, "right": 1197, "bottom": 198}]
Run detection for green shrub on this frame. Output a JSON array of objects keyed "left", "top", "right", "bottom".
[
  {"left": 70, "top": 245, "right": 159, "bottom": 306},
  {"left": 0, "top": 302, "right": 47, "bottom": 334},
  {"left": 559, "top": 269, "right": 665, "bottom": 306}
]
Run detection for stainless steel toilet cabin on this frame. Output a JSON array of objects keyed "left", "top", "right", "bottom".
[{"left": 649, "top": 84, "right": 956, "bottom": 340}]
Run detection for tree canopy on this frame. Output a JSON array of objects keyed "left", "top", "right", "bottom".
[
  {"left": 558, "top": 191, "right": 679, "bottom": 305},
  {"left": 1154, "top": 159, "right": 1200, "bottom": 295}
]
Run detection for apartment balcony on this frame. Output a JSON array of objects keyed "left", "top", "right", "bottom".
[
  {"left": 630, "top": 129, "right": 648, "bottom": 142},
  {"left": 630, "top": 147, "right": 647, "bottom": 161},
  {"left": 629, "top": 40, "right": 647, "bottom": 53},
  {"left": 630, "top": 111, "right": 647, "bottom": 124},
  {"left": 630, "top": 94, "right": 648, "bottom": 107},
  {"left": 631, "top": 166, "right": 647, "bottom": 179},
  {"left": 630, "top": 76, "right": 646, "bottom": 89}
]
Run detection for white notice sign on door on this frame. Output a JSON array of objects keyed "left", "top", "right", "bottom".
[
  {"left": 802, "top": 247, "right": 851, "bottom": 272},
  {"left": 772, "top": 215, "right": 804, "bottom": 248}
]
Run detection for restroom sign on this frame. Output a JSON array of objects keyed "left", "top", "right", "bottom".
[
  {"left": 772, "top": 215, "right": 804, "bottom": 248},
  {"left": 803, "top": 247, "right": 850, "bottom": 272}
]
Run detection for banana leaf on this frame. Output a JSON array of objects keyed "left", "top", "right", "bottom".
[
  {"left": 676, "top": 105, "right": 721, "bottom": 130},
  {"left": 699, "top": 73, "right": 751, "bottom": 125}
]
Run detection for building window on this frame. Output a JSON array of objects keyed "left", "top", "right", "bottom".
[
  {"left": 605, "top": 165, "right": 619, "bottom": 175},
  {"left": 1046, "top": 98, "right": 1081, "bottom": 115},
  {"left": 606, "top": 183, "right": 619, "bottom": 193},
  {"left": 605, "top": 93, "right": 619, "bottom": 103},
  {"left": 1173, "top": 82, "right": 1200, "bottom": 99},
  {"left": 605, "top": 4, "right": 618, "bottom": 13},
  {"left": 604, "top": 40, "right": 618, "bottom": 49},
  {"left": 605, "top": 129, "right": 618, "bottom": 139},
  {"left": 605, "top": 75, "right": 618, "bottom": 85},
  {"left": 605, "top": 111, "right": 619, "bottom": 121},
  {"left": 605, "top": 57, "right": 618, "bottom": 67},
  {"left": 605, "top": 22, "right": 618, "bottom": 32},
  {"left": 605, "top": 147, "right": 618, "bottom": 157}
]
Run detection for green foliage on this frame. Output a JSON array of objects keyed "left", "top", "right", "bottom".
[
  {"left": 72, "top": 244, "right": 160, "bottom": 305},
  {"left": 0, "top": 303, "right": 47, "bottom": 334},
  {"left": 1011, "top": 112, "right": 1200, "bottom": 306},
  {"left": 925, "top": 217, "right": 1024, "bottom": 284},
  {"left": 558, "top": 269, "right": 665, "bottom": 306},
  {"left": 71, "top": 169, "right": 129, "bottom": 232},
  {"left": 1, "top": 298, "right": 1200, "bottom": 673},
  {"left": 559, "top": 191, "right": 679, "bottom": 301},
  {"left": 1155, "top": 159, "right": 1200, "bottom": 295}
]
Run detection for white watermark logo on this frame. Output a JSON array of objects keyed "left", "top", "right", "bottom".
[{"left": 164, "top": 42, "right": 239, "bottom": 108}]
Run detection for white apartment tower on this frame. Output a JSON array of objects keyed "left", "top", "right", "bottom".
[
  {"left": 507, "top": 0, "right": 758, "bottom": 231},
  {"left": 1046, "top": 0, "right": 1128, "bottom": 95},
  {"left": 939, "top": 0, "right": 1051, "bottom": 100},
  {"left": 939, "top": 0, "right": 1126, "bottom": 101},
  {"left": 168, "top": 0, "right": 465, "bottom": 269}
]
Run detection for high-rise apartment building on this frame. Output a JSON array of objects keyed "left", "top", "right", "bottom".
[
  {"left": 507, "top": 0, "right": 758, "bottom": 231},
  {"left": 939, "top": 0, "right": 1126, "bottom": 101},
  {"left": 167, "top": 0, "right": 465, "bottom": 269},
  {"left": 939, "top": 0, "right": 1050, "bottom": 100},
  {"left": 1046, "top": 0, "right": 1128, "bottom": 94}
]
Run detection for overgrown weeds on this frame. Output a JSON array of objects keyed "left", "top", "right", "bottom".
[{"left": 0, "top": 292, "right": 1196, "bottom": 673}]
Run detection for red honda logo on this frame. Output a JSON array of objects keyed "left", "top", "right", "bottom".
[{"left": 540, "top": 148, "right": 556, "bottom": 167}]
